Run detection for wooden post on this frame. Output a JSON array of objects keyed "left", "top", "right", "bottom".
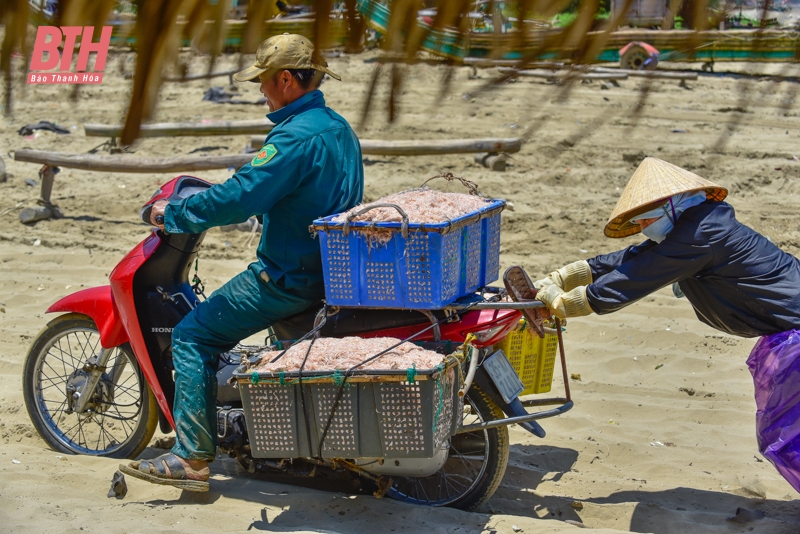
[
  {"left": 40, "top": 165, "right": 54, "bottom": 204},
  {"left": 474, "top": 153, "right": 507, "bottom": 172},
  {"left": 19, "top": 165, "right": 63, "bottom": 224}
]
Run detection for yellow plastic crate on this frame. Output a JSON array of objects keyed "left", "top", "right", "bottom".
[{"left": 493, "top": 320, "right": 559, "bottom": 395}]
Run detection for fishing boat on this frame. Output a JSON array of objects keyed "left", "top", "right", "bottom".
[{"left": 356, "top": 0, "right": 800, "bottom": 65}]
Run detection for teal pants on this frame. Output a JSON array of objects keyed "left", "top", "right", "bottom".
[{"left": 170, "top": 265, "right": 321, "bottom": 462}]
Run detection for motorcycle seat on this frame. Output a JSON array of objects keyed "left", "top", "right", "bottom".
[{"left": 272, "top": 303, "right": 446, "bottom": 339}]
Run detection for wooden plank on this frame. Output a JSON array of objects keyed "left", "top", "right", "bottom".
[
  {"left": 498, "top": 67, "right": 628, "bottom": 80},
  {"left": 15, "top": 149, "right": 252, "bottom": 173},
  {"left": 251, "top": 136, "right": 523, "bottom": 154},
  {"left": 84, "top": 119, "right": 274, "bottom": 138}
]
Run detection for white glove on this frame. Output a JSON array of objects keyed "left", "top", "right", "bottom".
[
  {"left": 533, "top": 260, "right": 593, "bottom": 291},
  {"left": 536, "top": 284, "right": 594, "bottom": 320},
  {"left": 532, "top": 277, "right": 556, "bottom": 290}
]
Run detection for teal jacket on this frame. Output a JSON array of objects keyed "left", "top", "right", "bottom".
[{"left": 164, "top": 90, "right": 364, "bottom": 289}]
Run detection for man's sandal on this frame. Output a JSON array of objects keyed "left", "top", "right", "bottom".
[{"left": 119, "top": 453, "right": 210, "bottom": 492}]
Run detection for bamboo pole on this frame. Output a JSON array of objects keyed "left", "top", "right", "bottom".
[
  {"left": 362, "top": 138, "right": 521, "bottom": 155},
  {"left": 591, "top": 67, "right": 698, "bottom": 80},
  {"left": 123, "top": 69, "right": 240, "bottom": 82},
  {"left": 16, "top": 138, "right": 523, "bottom": 173},
  {"left": 498, "top": 67, "right": 629, "bottom": 80},
  {"left": 251, "top": 137, "right": 523, "bottom": 154},
  {"left": 463, "top": 58, "right": 564, "bottom": 69},
  {"left": 84, "top": 119, "right": 275, "bottom": 138},
  {"left": 164, "top": 69, "right": 238, "bottom": 82},
  {"left": 15, "top": 149, "right": 252, "bottom": 173}
]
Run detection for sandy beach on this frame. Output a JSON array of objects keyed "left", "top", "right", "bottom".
[{"left": 1, "top": 48, "right": 799, "bottom": 533}]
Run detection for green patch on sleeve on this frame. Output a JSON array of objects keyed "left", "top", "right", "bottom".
[{"left": 251, "top": 144, "right": 278, "bottom": 166}]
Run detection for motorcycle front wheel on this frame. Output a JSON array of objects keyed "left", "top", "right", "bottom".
[
  {"left": 387, "top": 386, "right": 509, "bottom": 511},
  {"left": 22, "top": 313, "right": 159, "bottom": 459}
]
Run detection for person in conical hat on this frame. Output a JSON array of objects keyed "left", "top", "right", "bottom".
[
  {"left": 122, "top": 34, "right": 364, "bottom": 492},
  {"left": 531, "top": 157, "right": 800, "bottom": 493}
]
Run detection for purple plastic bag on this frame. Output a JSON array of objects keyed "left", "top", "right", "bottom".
[{"left": 747, "top": 329, "right": 800, "bottom": 493}]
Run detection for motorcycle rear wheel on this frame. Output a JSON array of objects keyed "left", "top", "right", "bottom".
[
  {"left": 22, "top": 313, "right": 159, "bottom": 459},
  {"left": 386, "top": 386, "right": 509, "bottom": 511}
]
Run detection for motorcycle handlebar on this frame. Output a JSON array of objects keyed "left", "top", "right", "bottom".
[
  {"left": 447, "top": 300, "right": 547, "bottom": 311},
  {"left": 139, "top": 176, "right": 212, "bottom": 227},
  {"left": 138, "top": 204, "right": 154, "bottom": 225},
  {"left": 138, "top": 205, "right": 165, "bottom": 229}
]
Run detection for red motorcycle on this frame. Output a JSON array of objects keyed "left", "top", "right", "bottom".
[{"left": 22, "top": 175, "right": 571, "bottom": 510}]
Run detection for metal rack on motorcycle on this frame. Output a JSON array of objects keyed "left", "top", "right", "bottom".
[{"left": 443, "top": 295, "right": 574, "bottom": 436}]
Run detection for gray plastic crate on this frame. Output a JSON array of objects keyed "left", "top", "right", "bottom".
[{"left": 233, "top": 363, "right": 461, "bottom": 459}]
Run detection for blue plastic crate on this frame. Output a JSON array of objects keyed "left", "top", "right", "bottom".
[{"left": 312, "top": 199, "right": 505, "bottom": 309}]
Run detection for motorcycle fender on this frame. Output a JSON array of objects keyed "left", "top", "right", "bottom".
[
  {"left": 46, "top": 286, "right": 129, "bottom": 348},
  {"left": 472, "top": 367, "right": 546, "bottom": 438}
]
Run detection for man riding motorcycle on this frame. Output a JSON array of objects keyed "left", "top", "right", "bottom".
[{"left": 120, "top": 34, "right": 364, "bottom": 491}]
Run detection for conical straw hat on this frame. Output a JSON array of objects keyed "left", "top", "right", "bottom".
[{"left": 604, "top": 157, "right": 727, "bottom": 238}]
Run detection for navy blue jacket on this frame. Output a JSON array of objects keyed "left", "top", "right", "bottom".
[
  {"left": 164, "top": 90, "right": 364, "bottom": 289},
  {"left": 586, "top": 201, "right": 800, "bottom": 338}
]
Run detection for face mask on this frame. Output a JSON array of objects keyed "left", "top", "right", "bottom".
[{"left": 641, "top": 215, "right": 674, "bottom": 243}]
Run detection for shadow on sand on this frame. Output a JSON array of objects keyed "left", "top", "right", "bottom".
[{"left": 125, "top": 443, "right": 798, "bottom": 534}]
